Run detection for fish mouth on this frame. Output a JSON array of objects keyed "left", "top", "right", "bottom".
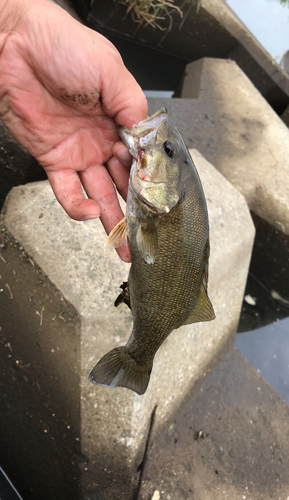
[
  {"left": 134, "top": 107, "right": 168, "bottom": 134},
  {"left": 138, "top": 168, "right": 168, "bottom": 184},
  {"left": 130, "top": 164, "right": 171, "bottom": 214},
  {"left": 118, "top": 107, "right": 168, "bottom": 158}
]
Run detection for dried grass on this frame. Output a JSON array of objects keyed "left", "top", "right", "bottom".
[{"left": 120, "top": 0, "right": 185, "bottom": 28}]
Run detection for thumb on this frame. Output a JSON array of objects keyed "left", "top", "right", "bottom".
[{"left": 100, "top": 55, "right": 148, "bottom": 128}]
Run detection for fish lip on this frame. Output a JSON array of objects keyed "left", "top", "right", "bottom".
[
  {"left": 130, "top": 164, "right": 169, "bottom": 214},
  {"left": 136, "top": 107, "right": 168, "bottom": 127},
  {"left": 138, "top": 168, "right": 168, "bottom": 184}
]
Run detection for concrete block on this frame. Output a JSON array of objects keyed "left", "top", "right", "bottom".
[
  {"left": 2, "top": 149, "right": 254, "bottom": 497},
  {"left": 147, "top": 58, "right": 289, "bottom": 235},
  {"left": 139, "top": 347, "right": 289, "bottom": 500},
  {"left": 82, "top": 0, "right": 289, "bottom": 113}
]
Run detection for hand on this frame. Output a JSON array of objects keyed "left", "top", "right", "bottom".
[{"left": 0, "top": 0, "right": 147, "bottom": 262}]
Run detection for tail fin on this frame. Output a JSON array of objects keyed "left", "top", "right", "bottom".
[{"left": 89, "top": 347, "right": 152, "bottom": 396}]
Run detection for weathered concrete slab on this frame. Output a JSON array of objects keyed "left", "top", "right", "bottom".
[
  {"left": 139, "top": 347, "right": 289, "bottom": 500},
  {"left": 148, "top": 58, "right": 289, "bottom": 235},
  {"left": 2, "top": 148, "right": 254, "bottom": 498},
  {"left": 76, "top": 0, "right": 289, "bottom": 113}
]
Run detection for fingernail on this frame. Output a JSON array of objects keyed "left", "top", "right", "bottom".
[
  {"left": 84, "top": 214, "right": 99, "bottom": 220},
  {"left": 117, "top": 146, "right": 132, "bottom": 163}
]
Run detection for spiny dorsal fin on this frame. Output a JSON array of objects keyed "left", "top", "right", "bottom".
[
  {"left": 136, "top": 219, "right": 158, "bottom": 265},
  {"left": 105, "top": 217, "right": 127, "bottom": 248}
]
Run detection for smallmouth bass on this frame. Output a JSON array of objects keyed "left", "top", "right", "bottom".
[{"left": 89, "top": 108, "right": 215, "bottom": 395}]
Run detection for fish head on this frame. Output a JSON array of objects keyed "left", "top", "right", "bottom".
[{"left": 119, "top": 108, "right": 185, "bottom": 214}]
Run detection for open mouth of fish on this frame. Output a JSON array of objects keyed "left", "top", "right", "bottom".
[{"left": 119, "top": 108, "right": 171, "bottom": 212}]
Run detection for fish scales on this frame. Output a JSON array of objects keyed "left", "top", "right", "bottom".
[
  {"left": 89, "top": 108, "right": 215, "bottom": 395},
  {"left": 127, "top": 181, "right": 208, "bottom": 363}
]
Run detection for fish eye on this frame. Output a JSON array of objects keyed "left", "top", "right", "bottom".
[{"left": 163, "top": 140, "right": 177, "bottom": 158}]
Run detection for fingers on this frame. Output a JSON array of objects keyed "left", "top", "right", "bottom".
[
  {"left": 47, "top": 167, "right": 132, "bottom": 262},
  {"left": 105, "top": 156, "right": 130, "bottom": 202},
  {"left": 47, "top": 169, "right": 100, "bottom": 221},
  {"left": 112, "top": 141, "right": 132, "bottom": 167},
  {"left": 79, "top": 164, "right": 132, "bottom": 263},
  {"left": 99, "top": 56, "right": 148, "bottom": 128},
  {"left": 105, "top": 141, "right": 133, "bottom": 202}
]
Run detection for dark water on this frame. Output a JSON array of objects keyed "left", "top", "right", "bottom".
[
  {"left": 236, "top": 318, "right": 289, "bottom": 404},
  {"left": 237, "top": 272, "right": 289, "bottom": 405},
  {"left": 236, "top": 212, "right": 289, "bottom": 404},
  {"left": 0, "top": 466, "right": 23, "bottom": 500}
]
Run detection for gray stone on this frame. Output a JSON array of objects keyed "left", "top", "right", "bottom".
[
  {"left": 147, "top": 58, "right": 289, "bottom": 235},
  {"left": 139, "top": 347, "right": 289, "bottom": 500},
  {"left": 2, "top": 148, "right": 254, "bottom": 497},
  {"left": 280, "top": 50, "right": 289, "bottom": 75}
]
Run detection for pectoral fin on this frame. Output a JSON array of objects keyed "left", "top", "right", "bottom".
[
  {"left": 105, "top": 217, "right": 127, "bottom": 248},
  {"left": 136, "top": 219, "right": 158, "bottom": 265}
]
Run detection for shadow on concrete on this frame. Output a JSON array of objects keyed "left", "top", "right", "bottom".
[
  {"left": 138, "top": 347, "right": 289, "bottom": 499},
  {"left": 0, "top": 232, "right": 82, "bottom": 500}
]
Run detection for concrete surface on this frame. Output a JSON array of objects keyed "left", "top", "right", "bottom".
[
  {"left": 2, "top": 148, "right": 254, "bottom": 498},
  {"left": 280, "top": 50, "right": 289, "bottom": 75},
  {"left": 139, "top": 347, "right": 289, "bottom": 500},
  {"left": 79, "top": 0, "right": 289, "bottom": 113},
  {"left": 147, "top": 58, "right": 289, "bottom": 235}
]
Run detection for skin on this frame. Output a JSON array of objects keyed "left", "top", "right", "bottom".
[{"left": 0, "top": 0, "right": 148, "bottom": 262}]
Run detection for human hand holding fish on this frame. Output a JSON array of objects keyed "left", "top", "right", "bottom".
[
  {"left": 90, "top": 108, "right": 215, "bottom": 395},
  {"left": 0, "top": 0, "right": 147, "bottom": 262}
]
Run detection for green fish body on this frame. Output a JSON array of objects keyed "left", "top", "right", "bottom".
[{"left": 89, "top": 108, "right": 215, "bottom": 395}]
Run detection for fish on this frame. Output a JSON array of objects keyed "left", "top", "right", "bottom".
[{"left": 89, "top": 107, "right": 215, "bottom": 395}]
